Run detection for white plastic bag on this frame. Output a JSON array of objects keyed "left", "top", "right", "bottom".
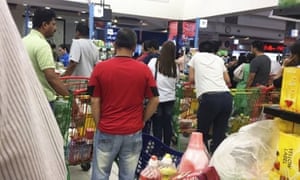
[{"left": 210, "top": 120, "right": 279, "bottom": 180}]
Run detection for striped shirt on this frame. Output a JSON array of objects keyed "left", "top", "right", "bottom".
[{"left": 0, "top": 2, "right": 66, "bottom": 180}]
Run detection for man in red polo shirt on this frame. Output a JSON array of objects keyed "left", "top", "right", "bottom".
[{"left": 88, "top": 28, "right": 159, "bottom": 180}]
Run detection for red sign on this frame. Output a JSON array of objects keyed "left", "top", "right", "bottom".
[
  {"left": 263, "top": 43, "right": 284, "bottom": 53},
  {"left": 168, "top": 21, "right": 178, "bottom": 40},
  {"left": 183, "top": 22, "right": 196, "bottom": 37}
]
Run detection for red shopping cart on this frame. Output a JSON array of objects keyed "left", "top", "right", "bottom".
[{"left": 54, "top": 76, "right": 96, "bottom": 172}]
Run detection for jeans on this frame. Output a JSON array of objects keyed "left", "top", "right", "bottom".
[
  {"left": 91, "top": 130, "right": 142, "bottom": 180},
  {"left": 197, "top": 92, "right": 232, "bottom": 154},
  {"left": 152, "top": 101, "right": 175, "bottom": 146}
]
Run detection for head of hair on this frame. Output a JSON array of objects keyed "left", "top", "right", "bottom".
[
  {"left": 115, "top": 28, "right": 137, "bottom": 50},
  {"left": 149, "top": 40, "right": 159, "bottom": 50},
  {"left": 143, "top": 40, "right": 151, "bottom": 51},
  {"left": 198, "top": 41, "right": 220, "bottom": 53},
  {"left": 246, "top": 53, "right": 255, "bottom": 62},
  {"left": 287, "top": 40, "right": 300, "bottom": 66},
  {"left": 76, "top": 22, "right": 89, "bottom": 37},
  {"left": 32, "top": 8, "right": 56, "bottom": 29},
  {"left": 59, "top": 44, "right": 69, "bottom": 53},
  {"left": 251, "top": 40, "right": 264, "bottom": 52},
  {"left": 157, "top": 41, "right": 177, "bottom": 78}
]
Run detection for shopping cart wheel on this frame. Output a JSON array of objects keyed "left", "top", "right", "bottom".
[{"left": 80, "top": 163, "right": 91, "bottom": 171}]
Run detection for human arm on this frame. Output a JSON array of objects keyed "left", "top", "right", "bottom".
[
  {"left": 44, "top": 68, "right": 69, "bottom": 96},
  {"left": 91, "top": 97, "right": 100, "bottom": 125},
  {"left": 62, "top": 40, "right": 80, "bottom": 76},
  {"left": 62, "top": 61, "right": 77, "bottom": 76},
  {"left": 189, "top": 66, "right": 195, "bottom": 83},
  {"left": 143, "top": 96, "right": 159, "bottom": 122},
  {"left": 246, "top": 72, "right": 256, "bottom": 88},
  {"left": 223, "top": 71, "right": 232, "bottom": 88}
]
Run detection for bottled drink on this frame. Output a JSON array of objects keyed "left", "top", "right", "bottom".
[
  {"left": 178, "top": 132, "right": 209, "bottom": 173},
  {"left": 140, "top": 155, "right": 162, "bottom": 180}
]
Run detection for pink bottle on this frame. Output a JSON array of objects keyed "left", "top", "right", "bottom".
[{"left": 178, "top": 132, "right": 209, "bottom": 173}]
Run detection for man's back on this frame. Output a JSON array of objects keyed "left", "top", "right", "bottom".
[
  {"left": 249, "top": 55, "right": 271, "bottom": 86},
  {"left": 69, "top": 39, "right": 99, "bottom": 76},
  {"left": 90, "top": 57, "right": 155, "bottom": 134}
]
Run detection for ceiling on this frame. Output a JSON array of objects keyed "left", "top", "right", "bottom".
[{"left": 6, "top": 0, "right": 300, "bottom": 43}]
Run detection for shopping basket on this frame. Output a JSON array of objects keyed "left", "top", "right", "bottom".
[
  {"left": 135, "top": 133, "right": 183, "bottom": 177},
  {"left": 55, "top": 76, "right": 96, "bottom": 172}
]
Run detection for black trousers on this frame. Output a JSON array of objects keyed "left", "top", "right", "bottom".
[
  {"left": 152, "top": 101, "right": 175, "bottom": 146},
  {"left": 197, "top": 92, "right": 233, "bottom": 154}
]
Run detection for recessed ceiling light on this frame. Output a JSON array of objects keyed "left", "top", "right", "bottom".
[
  {"left": 45, "top": 7, "right": 51, "bottom": 9},
  {"left": 57, "top": 16, "right": 63, "bottom": 19},
  {"left": 81, "top": 19, "right": 86, "bottom": 22},
  {"left": 23, "top": 3, "right": 28, "bottom": 6},
  {"left": 81, "top": 10, "right": 87, "bottom": 14},
  {"left": 74, "top": 21, "right": 79, "bottom": 24}
]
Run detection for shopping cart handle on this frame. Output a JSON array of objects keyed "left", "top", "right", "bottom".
[
  {"left": 72, "top": 88, "right": 88, "bottom": 95},
  {"left": 60, "top": 76, "right": 89, "bottom": 81}
]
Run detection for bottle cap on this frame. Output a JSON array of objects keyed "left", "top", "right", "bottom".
[{"left": 149, "top": 155, "right": 159, "bottom": 167}]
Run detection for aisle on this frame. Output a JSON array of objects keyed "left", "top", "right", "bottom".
[{"left": 70, "top": 162, "right": 119, "bottom": 180}]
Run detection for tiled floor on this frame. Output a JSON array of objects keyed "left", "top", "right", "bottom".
[{"left": 70, "top": 162, "right": 119, "bottom": 180}]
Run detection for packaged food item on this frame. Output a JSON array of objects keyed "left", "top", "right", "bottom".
[
  {"left": 274, "top": 132, "right": 300, "bottom": 179},
  {"left": 178, "top": 132, "right": 209, "bottom": 174},
  {"left": 159, "top": 154, "right": 177, "bottom": 180},
  {"left": 140, "top": 155, "right": 162, "bottom": 180},
  {"left": 280, "top": 67, "right": 300, "bottom": 112}
]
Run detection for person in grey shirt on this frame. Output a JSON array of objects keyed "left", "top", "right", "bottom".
[
  {"left": 63, "top": 22, "right": 99, "bottom": 77},
  {"left": 246, "top": 40, "right": 271, "bottom": 88},
  {"left": 1, "top": 2, "right": 66, "bottom": 179}
]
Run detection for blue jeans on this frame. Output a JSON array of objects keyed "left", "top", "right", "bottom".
[
  {"left": 197, "top": 92, "right": 232, "bottom": 154},
  {"left": 152, "top": 101, "right": 175, "bottom": 146},
  {"left": 91, "top": 130, "right": 142, "bottom": 180}
]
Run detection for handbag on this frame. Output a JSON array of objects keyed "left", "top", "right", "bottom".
[{"left": 233, "top": 63, "right": 244, "bottom": 82}]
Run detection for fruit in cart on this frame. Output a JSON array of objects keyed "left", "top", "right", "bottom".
[
  {"left": 54, "top": 97, "right": 71, "bottom": 136},
  {"left": 228, "top": 114, "right": 250, "bottom": 134}
]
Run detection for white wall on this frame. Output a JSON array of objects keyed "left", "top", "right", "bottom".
[
  {"left": 182, "top": 0, "right": 279, "bottom": 19},
  {"left": 106, "top": 0, "right": 183, "bottom": 19}
]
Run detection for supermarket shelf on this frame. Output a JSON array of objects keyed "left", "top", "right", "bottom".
[{"left": 263, "top": 104, "right": 300, "bottom": 123}]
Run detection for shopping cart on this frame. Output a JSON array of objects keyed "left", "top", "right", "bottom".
[
  {"left": 229, "top": 86, "right": 279, "bottom": 133},
  {"left": 135, "top": 133, "right": 183, "bottom": 177},
  {"left": 54, "top": 76, "right": 96, "bottom": 173}
]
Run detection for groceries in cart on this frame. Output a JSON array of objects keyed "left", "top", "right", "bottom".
[{"left": 54, "top": 76, "right": 96, "bottom": 171}]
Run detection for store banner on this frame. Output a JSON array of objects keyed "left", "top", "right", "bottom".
[
  {"left": 182, "top": 22, "right": 196, "bottom": 37},
  {"left": 168, "top": 21, "right": 178, "bottom": 40},
  {"left": 279, "top": 0, "right": 300, "bottom": 7}
]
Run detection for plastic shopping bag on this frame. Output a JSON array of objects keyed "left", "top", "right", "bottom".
[{"left": 210, "top": 120, "right": 279, "bottom": 180}]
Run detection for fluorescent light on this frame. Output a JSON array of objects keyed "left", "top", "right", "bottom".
[
  {"left": 57, "top": 16, "right": 63, "bottom": 19},
  {"left": 45, "top": 7, "right": 51, "bottom": 9},
  {"left": 74, "top": 20, "right": 79, "bottom": 24},
  {"left": 81, "top": 19, "right": 86, "bottom": 22}
]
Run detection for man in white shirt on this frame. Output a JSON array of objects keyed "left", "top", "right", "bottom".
[
  {"left": 188, "top": 41, "right": 233, "bottom": 154},
  {"left": 63, "top": 22, "right": 99, "bottom": 77}
]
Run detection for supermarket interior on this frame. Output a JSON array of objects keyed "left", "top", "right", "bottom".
[{"left": 3, "top": 0, "right": 300, "bottom": 179}]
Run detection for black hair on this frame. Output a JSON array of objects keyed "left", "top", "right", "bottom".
[
  {"left": 149, "top": 39, "right": 159, "bottom": 50},
  {"left": 115, "top": 28, "right": 137, "bottom": 50},
  {"left": 32, "top": 8, "right": 56, "bottom": 29},
  {"left": 198, "top": 41, "right": 219, "bottom": 53},
  {"left": 251, "top": 40, "right": 264, "bottom": 52},
  {"left": 143, "top": 40, "right": 151, "bottom": 51},
  {"left": 76, "top": 22, "right": 89, "bottom": 37},
  {"left": 59, "top": 44, "right": 69, "bottom": 53}
]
